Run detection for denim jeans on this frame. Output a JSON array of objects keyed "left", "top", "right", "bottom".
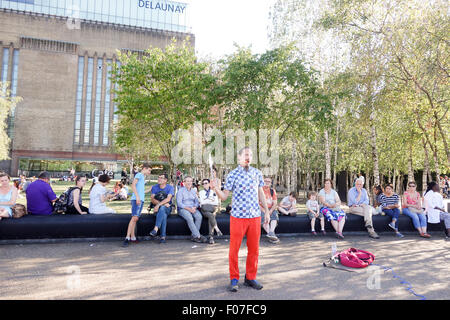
[
  {"left": 402, "top": 207, "right": 427, "bottom": 229},
  {"left": 155, "top": 205, "right": 171, "bottom": 237},
  {"left": 383, "top": 208, "right": 400, "bottom": 229},
  {"left": 131, "top": 200, "right": 145, "bottom": 217},
  {"left": 178, "top": 208, "right": 202, "bottom": 238}
]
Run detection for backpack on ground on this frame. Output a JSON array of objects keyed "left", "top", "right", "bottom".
[
  {"left": 337, "top": 248, "right": 375, "bottom": 268},
  {"left": 53, "top": 187, "right": 79, "bottom": 214}
]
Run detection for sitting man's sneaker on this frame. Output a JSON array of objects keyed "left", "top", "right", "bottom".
[
  {"left": 388, "top": 222, "right": 397, "bottom": 231},
  {"left": 229, "top": 279, "right": 239, "bottom": 292},
  {"left": 244, "top": 276, "right": 263, "bottom": 290},
  {"left": 267, "top": 232, "right": 278, "bottom": 241},
  {"left": 122, "top": 239, "right": 130, "bottom": 247},
  {"left": 149, "top": 229, "right": 157, "bottom": 238},
  {"left": 368, "top": 227, "right": 380, "bottom": 239},
  {"left": 192, "top": 236, "right": 203, "bottom": 243},
  {"left": 159, "top": 237, "right": 166, "bottom": 244},
  {"left": 396, "top": 232, "right": 404, "bottom": 238}
]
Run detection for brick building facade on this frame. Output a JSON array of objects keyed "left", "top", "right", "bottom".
[{"left": 0, "top": 1, "right": 193, "bottom": 175}]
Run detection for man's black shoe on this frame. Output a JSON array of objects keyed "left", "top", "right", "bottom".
[{"left": 244, "top": 276, "right": 263, "bottom": 290}]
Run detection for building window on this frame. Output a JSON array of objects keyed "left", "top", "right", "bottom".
[
  {"left": 113, "top": 61, "right": 121, "bottom": 124},
  {"left": 84, "top": 57, "right": 94, "bottom": 145},
  {"left": 74, "top": 56, "right": 84, "bottom": 144},
  {"left": 103, "top": 59, "right": 112, "bottom": 146},
  {"left": 7, "top": 49, "right": 19, "bottom": 139},
  {"left": 93, "top": 58, "right": 103, "bottom": 146},
  {"left": 1, "top": 48, "right": 9, "bottom": 87}
]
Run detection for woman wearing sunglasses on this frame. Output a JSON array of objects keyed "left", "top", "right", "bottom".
[
  {"left": 402, "top": 181, "right": 430, "bottom": 238},
  {"left": 199, "top": 179, "right": 222, "bottom": 244}
]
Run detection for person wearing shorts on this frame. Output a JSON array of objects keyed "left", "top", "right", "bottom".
[
  {"left": 123, "top": 163, "right": 152, "bottom": 247},
  {"left": 306, "top": 191, "right": 325, "bottom": 235}
]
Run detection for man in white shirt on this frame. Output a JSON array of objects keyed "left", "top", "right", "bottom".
[{"left": 424, "top": 182, "right": 450, "bottom": 239}]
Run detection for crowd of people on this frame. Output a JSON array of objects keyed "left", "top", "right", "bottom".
[{"left": 0, "top": 168, "right": 449, "bottom": 242}]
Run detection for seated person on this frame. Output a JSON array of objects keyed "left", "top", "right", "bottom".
[
  {"left": 372, "top": 185, "right": 384, "bottom": 214},
  {"left": 66, "top": 175, "right": 89, "bottom": 215},
  {"left": 111, "top": 183, "right": 128, "bottom": 201},
  {"left": 113, "top": 181, "right": 121, "bottom": 194},
  {"left": 278, "top": 191, "right": 298, "bottom": 216},
  {"left": 177, "top": 176, "right": 207, "bottom": 243},
  {"left": 26, "top": 171, "right": 57, "bottom": 216},
  {"left": 260, "top": 176, "right": 279, "bottom": 243},
  {"left": 318, "top": 179, "right": 346, "bottom": 239},
  {"left": 424, "top": 181, "right": 450, "bottom": 239},
  {"left": 199, "top": 178, "right": 222, "bottom": 244},
  {"left": 89, "top": 174, "right": 116, "bottom": 214},
  {"left": 347, "top": 178, "right": 380, "bottom": 239},
  {"left": 306, "top": 191, "right": 325, "bottom": 235},
  {"left": 148, "top": 174, "right": 175, "bottom": 244},
  {"left": 0, "top": 172, "right": 18, "bottom": 220},
  {"left": 402, "top": 181, "right": 429, "bottom": 238},
  {"left": 379, "top": 184, "right": 404, "bottom": 238}
]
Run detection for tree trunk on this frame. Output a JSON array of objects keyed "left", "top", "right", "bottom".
[
  {"left": 422, "top": 137, "right": 430, "bottom": 194},
  {"left": 324, "top": 129, "right": 331, "bottom": 179},
  {"left": 397, "top": 174, "right": 403, "bottom": 195},
  {"left": 432, "top": 127, "right": 440, "bottom": 181},
  {"left": 370, "top": 121, "right": 380, "bottom": 186},
  {"left": 392, "top": 169, "right": 397, "bottom": 191},
  {"left": 306, "top": 157, "right": 311, "bottom": 192},
  {"left": 333, "top": 118, "right": 340, "bottom": 186},
  {"left": 286, "top": 160, "right": 291, "bottom": 194},
  {"left": 408, "top": 143, "right": 414, "bottom": 183},
  {"left": 291, "top": 140, "right": 298, "bottom": 193}
]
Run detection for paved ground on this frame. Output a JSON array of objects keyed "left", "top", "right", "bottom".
[{"left": 0, "top": 233, "right": 449, "bottom": 300}]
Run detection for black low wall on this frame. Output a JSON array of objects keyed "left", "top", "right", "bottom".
[{"left": 0, "top": 212, "right": 445, "bottom": 241}]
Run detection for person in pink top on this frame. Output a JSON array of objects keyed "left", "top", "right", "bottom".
[{"left": 402, "top": 181, "right": 430, "bottom": 238}]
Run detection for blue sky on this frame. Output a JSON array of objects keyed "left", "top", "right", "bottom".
[{"left": 185, "top": 0, "right": 275, "bottom": 59}]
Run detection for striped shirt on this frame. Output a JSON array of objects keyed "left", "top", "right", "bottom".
[{"left": 379, "top": 193, "right": 399, "bottom": 208}]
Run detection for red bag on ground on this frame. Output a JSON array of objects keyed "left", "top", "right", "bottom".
[{"left": 337, "top": 248, "right": 375, "bottom": 268}]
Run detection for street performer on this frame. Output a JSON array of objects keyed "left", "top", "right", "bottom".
[{"left": 211, "top": 147, "right": 270, "bottom": 292}]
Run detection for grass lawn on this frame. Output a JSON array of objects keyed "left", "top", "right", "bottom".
[{"left": 15, "top": 179, "right": 309, "bottom": 214}]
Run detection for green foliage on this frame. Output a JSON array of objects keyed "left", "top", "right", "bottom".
[
  {"left": 0, "top": 83, "right": 21, "bottom": 161},
  {"left": 111, "top": 38, "right": 220, "bottom": 164}
]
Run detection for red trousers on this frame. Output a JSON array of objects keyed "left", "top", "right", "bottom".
[{"left": 229, "top": 216, "right": 261, "bottom": 280}]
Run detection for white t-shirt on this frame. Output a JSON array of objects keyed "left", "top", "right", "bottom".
[
  {"left": 424, "top": 190, "right": 444, "bottom": 223},
  {"left": 89, "top": 184, "right": 116, "bottom": 214},
  {"left": 119, "top": 187, "right": 128, "bottom": 199},
  {"left": 199, "top": 189, "right": 218, "bottom": 206},
  {"left": 280, "top": 196, "right": 296, "bottom": 209}
]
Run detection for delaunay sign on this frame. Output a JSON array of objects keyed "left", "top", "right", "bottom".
[{"left": 138, "top": 0, "right": 186, "bottom": 14}]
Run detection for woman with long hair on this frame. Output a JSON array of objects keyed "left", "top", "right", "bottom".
[
  {"left": 0, "top": 172, "right": 18, "bottom": 220},
  {"left": 66, "top": 175, "right": 89, "bottom": 215}
]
